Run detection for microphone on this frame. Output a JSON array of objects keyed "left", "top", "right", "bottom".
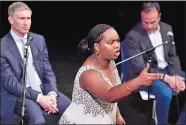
[
  {"left": 167, "top": 31, "right": 177, "bottom": 56},
  {"left": 116, "top": 32, "right": 175, "bottom": 66},
  {"left": 167, "top": 31, "right": 175, "bottom": 45},
  {"left": 25, "top": 32, "right": 33, "bottom": 46},
  {"left": 116, "top": 41, "right": 170, "bottom": 66}
]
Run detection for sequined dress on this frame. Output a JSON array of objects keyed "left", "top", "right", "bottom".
[{"left": 59, "top": 61, "right": 121, "bottom": 124}]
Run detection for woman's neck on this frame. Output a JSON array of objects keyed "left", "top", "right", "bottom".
[{"left": 91, "top": 54, "right": 110, "bottom": 70}]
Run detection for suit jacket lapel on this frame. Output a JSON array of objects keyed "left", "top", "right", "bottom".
[
  {"left": 30, "top": 39, "right": 42, "bottom": 79},
  {"left": 138, "top": 23, "right": 157, "bottom": 60},
  {"left": 141, "top": 30, "right": 153, "bottom": 50},
  {"left": 7, "top": 32, "right": 43, "bottom": 80},
  {"left": 30, "top": 38, "right": 38, "bottom": 62},
  {"left": 7, "top": 32, "right": 24, "bottom": 68}
]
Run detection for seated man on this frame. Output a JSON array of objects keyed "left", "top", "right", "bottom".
[
  {"left": 0, "top": 2, "right": 71, "bottom": 124},
  {"left": 123, "top": 2, "right": 186, "bottom": 124}
]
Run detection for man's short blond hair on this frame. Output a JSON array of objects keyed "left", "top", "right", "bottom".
[{"left": 8, "top": 2, "right": 32, "bottom": 17}]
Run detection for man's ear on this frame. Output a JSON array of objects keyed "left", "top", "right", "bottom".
[
  {"left": 159, "top": 13, "right": 161, "bottom": 20},
  {"left": 8, "top": 16, "right": 13, "bottom": 25}
]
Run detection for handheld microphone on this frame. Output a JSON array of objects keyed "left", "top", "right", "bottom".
[
  {"left": 25, "top": 32, "right": 33, "bottom": 46},
  {"left": 167, "top": 31, "right": 175, "bottom": 45}
]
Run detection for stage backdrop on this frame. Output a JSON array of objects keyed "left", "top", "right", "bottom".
[
  {"left": 0, "top": 2, "right": 186, "bottom": 96},
  {"left": 1, "top": 1, "right": 185, "bottom": 70},
  {"left": 0, "top": 2, "right": 185, "bottom": 124}
]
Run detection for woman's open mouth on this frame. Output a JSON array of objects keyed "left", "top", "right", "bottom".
[{"left": 114, "top": 50, "right": 120, "bottom": 57}]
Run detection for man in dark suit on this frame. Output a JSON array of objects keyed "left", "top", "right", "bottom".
[
  {"left": 0, "top": 2, "right": 71, "bottom": 124},
  {"left": 123, "top": 2, "right": 186, "bottom": 124}
]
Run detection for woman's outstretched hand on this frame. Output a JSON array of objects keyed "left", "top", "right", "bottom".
[{"left": 138, "top": 63, "right": 163, "bottom": 86}]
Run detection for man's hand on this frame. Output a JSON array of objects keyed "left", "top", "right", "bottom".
[
  {"left": 38, "top": 95, "right": 58, "bottom": 114},
  {"left": 164, "top": 75, "right": 176, "bottom": 90},
  {"left": 47, "top": 94, "right": 58, "bottom": 114},
  {"left": 49, "top": 94, "right": 57, "bottom": 103},
  {"left": 164, "top": 75, "right": 185, "bottom": 92},
  {"left": 174, "top": 75, "right": 185, "bottom": 92}
]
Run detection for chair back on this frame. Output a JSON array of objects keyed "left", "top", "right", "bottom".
[{"left": 120, "top": 41, "right": 128, "bottom": 83}]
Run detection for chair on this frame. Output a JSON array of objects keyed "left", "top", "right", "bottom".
[{"left": 120, "top": 41, "right": 157, "bottom": 124}]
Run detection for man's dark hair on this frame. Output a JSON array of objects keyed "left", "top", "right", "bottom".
[{"left": 142, "top": 2, "right": 161, "bottom": 13}]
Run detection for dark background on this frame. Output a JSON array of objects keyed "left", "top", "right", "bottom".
[
  {"left": 0, "top": 1, "right": 186, "bottom": 124},
  {"left": 1, "top": 1, "right": 186, "bottom": 96}
]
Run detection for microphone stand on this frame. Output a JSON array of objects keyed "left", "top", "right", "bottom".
[
  {"left": 146, "top": 50, "right": 153, "bottom": 125},
  {"left": 116, "top": 41, "right": 169, "bottom": 124},
  {"left": 19, "top": 36, "right": 32, "bottom": 125},
  {"left": 116, "top": 41, "right": 169, "bottom": 66}
]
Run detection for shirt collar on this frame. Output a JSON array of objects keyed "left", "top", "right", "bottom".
[
  {"left": 157, "top": 25, "right": 160, "bottom": 31},
  {"left": 148, "top": 24, "right": 160, "bottom": 34},
  {"left": 10, "top": 29, "right": 28, "bottom": 43}
]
